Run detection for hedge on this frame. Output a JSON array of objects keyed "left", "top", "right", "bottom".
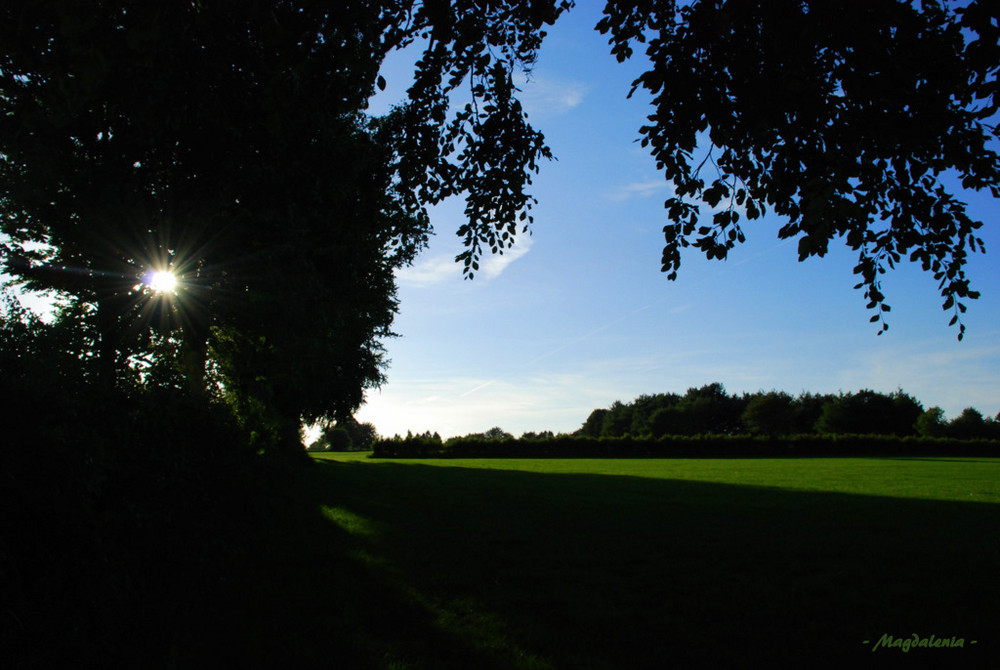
[{"left": 370, "top": 434, "right": 1000, "bottom": 459}]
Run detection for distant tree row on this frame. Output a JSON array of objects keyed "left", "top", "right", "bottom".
[
  {"left": 358, "top": 384, "right": 999, "bottom": 459},
  {"left": 576, "top": 383, "right": 1000, "bottom": 440}
]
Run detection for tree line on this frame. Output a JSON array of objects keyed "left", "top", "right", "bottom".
[
  {"left": 577, "top": 383, "right": 999, "bottom": 440},
  {"left": 370, "top": 382, "right": 999, "bottom": 457}
]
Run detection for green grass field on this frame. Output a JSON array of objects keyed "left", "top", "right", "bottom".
[{"left": 166, "top": 455, "right": 1000, "bottom": 668}]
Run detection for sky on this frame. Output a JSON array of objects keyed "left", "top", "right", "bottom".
[{"left": 355, "top": 2, "right": 1000, "bottom": 439}]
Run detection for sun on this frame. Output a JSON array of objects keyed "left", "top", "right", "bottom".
[{"left": 146, "top": 270, "right": 177, "bottom": 294}]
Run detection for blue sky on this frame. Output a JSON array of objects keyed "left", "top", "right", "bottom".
[{"left": 357, "top": 2, "right": 1000, "bottom": 438}]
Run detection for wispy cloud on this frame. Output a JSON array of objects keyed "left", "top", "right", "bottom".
[
  {"left": 396, "top": 254, "right": 461, "bottom": 287},
  {"left": 515, "top": 73, "right": 590, "bottom": 119},
  {"left": 604, "top": 179, "right": 670, "bottom": 202},
  {"left": 397, "top": 234, "right": 534, "bottom": 287},
  {"left": 481, "top": 234, "right": 533, "bottom": 280}
]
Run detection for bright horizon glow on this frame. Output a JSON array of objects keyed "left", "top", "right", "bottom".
[{"left": 146, "top": 270, "right": 177, "bottom": 293}]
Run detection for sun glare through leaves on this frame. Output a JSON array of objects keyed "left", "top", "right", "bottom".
[{"left": 146, "top": 270, "right": 177, "bottom": 294}]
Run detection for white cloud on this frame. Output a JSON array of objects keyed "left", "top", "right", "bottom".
[
  {"left": 515, "top": 73, "right": 590, "bottom": 119},
  {"left": 396, "top": 254, "right": 461, "bottom": 287},
  {"left": 397, "top": 234, "right": 533, "bottom": 287},
  {"left": 481, "top": 234, "right": 534, "bottom": 280}
]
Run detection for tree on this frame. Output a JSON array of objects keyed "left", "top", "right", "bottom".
[
  {"left": 791, "top": 392, "right": 834, "bottom": 435},
  {"left": 579, "top": 408, "right": 609, "bottom": 437},
  {"left": 649, "top": 406, "right": 683, "bottom": 438},
  {"left": 915, "top": 406, "right": 948, "bottom": 438},
  {"left": 814, "top": 389, "right": 920, "bottom": 436},
  {"left": 481, "top": 426, "right": 514, "bottom": 441},
  {"left": 949, "top": 407, "right": 990, "bottom": 439},
  {"left": 332, "top": 417, "right": 379, "bottom": 452},
  {"left": 0, "top": 0, "right": 570, "bottom": 451},
  {"left": 742, "top": 391, "right": 796, "bottom": 436},
  {"left": 601, "top": 400, "right": 634, "bottom": 437},
  {"left": 324, "top": 428, "right": 355, "bottom": 452},
  {"left": 598, "top": 0, "right": 999, "bottom": 338},
  {"left": 670, "top": 383, "right": 745, "bottom": 435},
  {"left": 629, "top": 393, "right": 680, "bottom": 437},
  {"left": 888, "top": 390, "right": 925, "bottom": 436},
  {"left": 4, "top": 1, "right": 998, "bottom": 453}
]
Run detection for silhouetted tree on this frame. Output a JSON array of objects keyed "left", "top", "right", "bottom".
[
  {"left": 579, "top": 409, "right": 609, "bottom": 438},
  {"left": 887, "top": 390, "right": 925, "bottom": 436},
  {"left": 649, "top": 406, "right": 683, "bottom": 439},
  {"left": 324, "top": 428, "right": 354, "bottom": 452},
  {"left": 742, "top": 391, "right": 796, "bottom": 436},
  {"left": 629, "top": 393, "right": 681, "bottom": 437},
  {"left": 598, "top": 0, "right": 998, "bottom": 337},
  {"left": 791, "top": 392, "right": 834, "bottom": 434},
  {"left": 4, "top": 0, "right": 997, "bottom": 454},
  {"left": 814, "top": 390, "right": 920, "bottom": 436},
  {"left": 672, "top": 383, "right": 745, "bottom": 435},
  {"left": 0, "top": 0, "right": 569, "bottom": 451},
  {"left": 481, "top": 427, "right": 514, "bottom": 441},
  {"left": 337, "top": 419, "right": 379, "bottom": 452},
  {"left": 949, "top": 407, "right": 991, "bottom": 439},
  {"left": 601, "top": 401, "right": 634, "bottom": 437}
]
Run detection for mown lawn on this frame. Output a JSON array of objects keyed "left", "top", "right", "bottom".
[
  {"left": 264, "top": 454, "right": 999, "bottom": 669},
  {"left": 35, "top": 454, "right": 992, "bottom": 669}
]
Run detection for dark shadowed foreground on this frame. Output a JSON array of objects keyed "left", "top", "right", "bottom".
[{"left": 10, "top": 449, "right": 998, "bottom": 669}]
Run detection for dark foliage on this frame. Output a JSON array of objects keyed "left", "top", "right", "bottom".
[
  {"left": 814, "top": 389, "right": 924, "bottom": 436},
  {"left": 373, "top": 383, "right": 998, "bottom": 457},
  {"left": 372, "top": 432, "right": 1000, "bottom": 459},
  {"left": 0, "top": 0, "right": 572, "bottom": 452},
  {"left": 1, "top": 320, "right": 274, "bottom": 668},
  {"left": 599, "top": 0, "right": 999, "bottom": 338},
  {"left": 571, "top": 384, "right": 984, "bottom": 440}
]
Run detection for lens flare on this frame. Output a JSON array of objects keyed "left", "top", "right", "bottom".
[{"left": 146, "top": 270, "right": 177, "bottom": 293}]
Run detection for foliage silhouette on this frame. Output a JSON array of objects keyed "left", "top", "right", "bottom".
[
  {"left": 0, "top": 0, "right": 569, "bottom": 450},
  {"left": 2, "top": 1, "right": 997, "bottom": 451},
  {"left": 599, "top": 0, "right": 999, "bottom": 338},
  {"left": 569, "top": 384, "right": 995, "bottom": 443},
  {"left": 742, "top": 391, "right": 796, "bottom": 436}
]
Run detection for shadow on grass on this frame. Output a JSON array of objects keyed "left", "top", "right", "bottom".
[
  {"left": 8, "top": 458, "right": 997, "bottom": 669},
  {"left": 296, "top": 459, "right": 999, "bottom": 669}
]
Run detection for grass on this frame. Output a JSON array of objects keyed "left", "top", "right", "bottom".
[
  {"left": 21, "top": 453, "right": 995, "bottom": 668},
  {"left": 278, "top": 454, "right": 1000, "bottom": 668}
]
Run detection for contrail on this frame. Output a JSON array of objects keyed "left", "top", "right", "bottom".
[
  {"left": 525, "top": 303, "right": 653, "bottom": 367},
  {"left": 458, "top": 379, "right": 496, "bottom": 398}
]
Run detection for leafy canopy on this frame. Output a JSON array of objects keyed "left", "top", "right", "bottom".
[
  {"left": 598, "top": 0, "right": 999, "bottom": 338},
  {"left": 0, "top": 0, "right": 570, "bottom": 447},
  {"left": 1, "top": 0, "right": 997, "bottom": 449}
]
